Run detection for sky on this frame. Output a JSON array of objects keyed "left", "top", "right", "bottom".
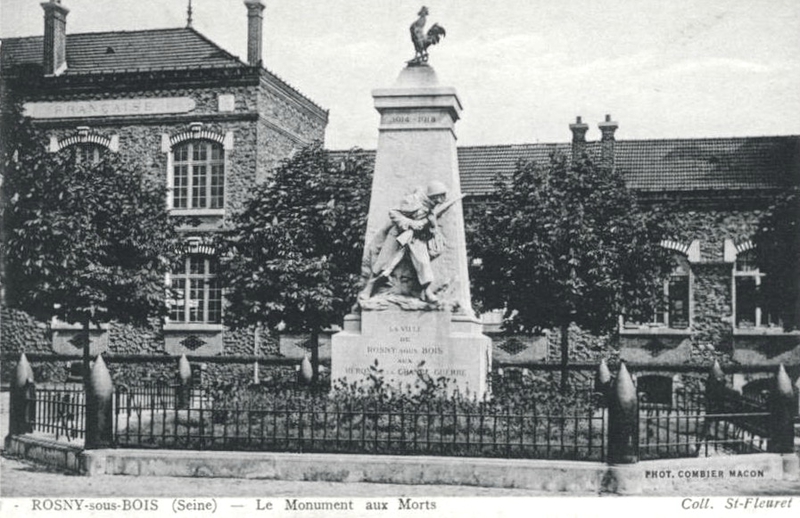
[{"left": 2, "top": 0, "right": 799, "bottom": 150}]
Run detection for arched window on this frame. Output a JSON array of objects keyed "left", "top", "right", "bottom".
[
  {"left": 171, "top": 140, "right": 224, "bottom": 210},
  {"left": 644, "top": 255, "right": 691, "bottom": 329},
  {"left": 52, "top": 129, "right": 115, "bottom": 163},
  {"left": 663, "top": 255, "right": 691, "bottom": 328},
  {"left": 60, "top": 143, "right": 106, "bottom": 165},
  {"left": 168, "top": 254, "right": 222, "bottom": 324},
  {"left": 73, "top": 143, "right": 105, "bottom": 164},
  {"left": 734, "top": 249, "right": 773, "bottom": 328}
]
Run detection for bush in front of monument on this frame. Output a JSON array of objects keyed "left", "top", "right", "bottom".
[{"left": 123, "top": 364, "right": 603, "bottom": 459}]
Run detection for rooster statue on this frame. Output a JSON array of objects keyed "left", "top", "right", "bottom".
[{"left": 408, "top": 6, "right": 446, "bottom": 66}]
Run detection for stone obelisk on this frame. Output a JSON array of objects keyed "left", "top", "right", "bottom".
[{"left": 331, "top": 26, "right": 491, "bottom": 398}]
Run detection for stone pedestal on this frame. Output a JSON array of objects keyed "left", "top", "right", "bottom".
[
  {"left": 332, "top": 310, "right": 491, "bottom": 397},
  {"left": 332, "top": 65, "right": 491, "bottom": 399}
]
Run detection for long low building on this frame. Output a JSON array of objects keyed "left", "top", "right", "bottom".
[
  {"left": 2, "top": 2, "right": 798, "bottom": 398},
  {"left": 333, "top": 128, "right": 800, "bottom": 395}
]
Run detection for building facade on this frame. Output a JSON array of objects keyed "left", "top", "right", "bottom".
[
  {"left": 1, "top": 0, "right": 327, "bottom": 383},
  {"left": 457, "top": 117, "right": 800, "bottom": 393},
  {"left": 2, "top": 2, "right": 798, "bottom": 394},
  {"left": 334, "top": 117, "right": 800, "bottom": 395}
]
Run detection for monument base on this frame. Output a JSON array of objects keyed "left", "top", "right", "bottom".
[{"left": 331, "top": 310, "right": 491, "bottom": 399}]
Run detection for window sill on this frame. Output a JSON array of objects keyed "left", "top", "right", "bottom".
[
  {"left": 170, "top": 208, "right": 225, "bottom": 217},
  {"left": 163, "top": 323, "right": 224, "bottom": 333},
  {"left": 619, "top": 325, "right": 692, "bottom": 337},
  {"left": 733, "top": 327, "right": 800, "bottom": 337}
]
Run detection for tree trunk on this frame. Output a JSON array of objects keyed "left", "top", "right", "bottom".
[
  {"left": 311, "top": 330, "right": 320, "bottom": 385},
  {"left": 82, "top": 318, "right": 91, "bottom": 390},
  {"left": 559, "top": 322, "right": 570, "bottom": 394},
  {"left": 253, "top": 326, "right": 261, "bottom": 384}
]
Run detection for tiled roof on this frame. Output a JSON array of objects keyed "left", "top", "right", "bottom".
[
  {"left": 616, "top": 137, "right": 799, "bottom": 192},
  {"left": 1, "top": 28, "right": 244, "bottom": 74},
  {"left": 1, "top": 27, "right": 327, "bottom": 114},
  {"left": 331, "top": 135, "right": 799, "bottom": 195},
  {"left": 458, "top": 143, "right": 571, "bottom": 195}
]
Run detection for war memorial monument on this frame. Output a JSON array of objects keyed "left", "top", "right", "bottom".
[{"left": 331, "top": 8, "right": 492, "bottom": 398}]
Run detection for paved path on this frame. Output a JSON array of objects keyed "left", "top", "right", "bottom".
[
  {"left": 2, "top": 456, "right": 799, "bottom": 498},
  {"left": 0, "top": 456, "right": 580, "bottom": 497}
]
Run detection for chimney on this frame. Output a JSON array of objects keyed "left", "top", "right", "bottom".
[
  {"left": 569, "top": 116, "right": 589, "bottom": 164},
  {"left": 598, "top": 114, "right": 619, "bottom": 171},
  {"left": 244, "top": 0, "right": 265, "bottom": 67},
  {"left": 41, "top": 0, "right": 69, "bottom": 76}
]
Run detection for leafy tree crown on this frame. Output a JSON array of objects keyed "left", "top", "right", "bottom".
[
  {"left": 219, "top": 143, "right": 372, "bottom": 332},
  {"left": 469, "top": 151, "right": 673, "bottom": 335},
  {"left": 3, "top": 108, "right": 181, "bottom": 326}
]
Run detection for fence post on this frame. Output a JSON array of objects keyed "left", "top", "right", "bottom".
[
  {"left": 795, "top": 375, "right": 800, "bottom": 420},
  {"left": 85, "top": 354, "right": 114, "bottom": 449},
  {"left": 769, "top": 365, "right": 796, "bottom": 453},
  {"left": 603, "top": 362, "right": 641, "bottom": 494},
  {"left": 177, "top": 355, "right": 192, "bottom": 409},
  {"left": 8, "top": 353, "right": 35, "bottom": 437},
  {"left": 770, "top": 364, "right": 799, "bottom": 479},
  {"left": 706, "top": 360, "right": 726, "bottom": 411},
  {"left": 607, "top": 362, "right": 639, "bottom": 464},
  {"left": 298, "top": 354, "right": 313, "bottom": 385},
  {"left": 594, "top": 359, "right": 612, "bottom": 407}
]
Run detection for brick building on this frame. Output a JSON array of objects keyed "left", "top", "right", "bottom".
[
  {"left": 338, "top": 118, "right": 800, "bottom": 395},
  {"left": 2, "top": 3, "right": 798, "bottom": 395},
  {"left": 1, "top": 0, "right": 327, "bottom": 382},
  {"left": 460, "top": 117, "right": 800, "bottom": 393}
]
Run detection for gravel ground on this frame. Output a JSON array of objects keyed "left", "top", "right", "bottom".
[
  {"left": 2, "top": 455, "right": 799, "bottom": 498},
  {"left": 0, "top": 456, "right": 583, "bottom": 497}
]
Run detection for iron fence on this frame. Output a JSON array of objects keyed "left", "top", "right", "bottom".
[
  {"left": 114, "top": 395, "right": 608, "bottom": 461},
  {"left": 115, "top": 381, "right": 180, "bottom": 410},
  {"left": 27, "top": 385, "right": 86, "bottom": 441},
  {"left": 638, "top": 388, "right": 770, "bottom": 460},
  {"left": 14, "top": 371, "right": 782, "bottom": 464}
]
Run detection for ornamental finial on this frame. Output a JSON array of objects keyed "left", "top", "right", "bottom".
[{"left": 408, "top": 6, "right": 446, "bottom": 66}]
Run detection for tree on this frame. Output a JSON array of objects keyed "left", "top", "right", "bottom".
[
  {"left": 3, "top": 109, "right": 181, "bottom": 384},
  {"left": 469, "top": 152, "right": 673, "bottom": 391},
  {"left": 753, "top": 186, "right": 800, "bottom": 331},
  {"left": 218, "top": 143, "right": 372, "bottom": 383}
]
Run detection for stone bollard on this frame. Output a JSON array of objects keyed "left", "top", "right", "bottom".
[
  {"left": 9, "top": 353, "right": 36, "bottom": 436},
  {"left": 603, "top": 362, "right": 641, "bottom": 494},
  {"left": 607, "top": 362, "right": 639, "bottom": 464},
  {"left": 85, "top": 354, "right": 114, "bottom": 449},
  {"left": 177, "top": 355, "right": 192, "bottom": 410},
  {"left": 706, "top": 360, "right": 726, "bottom": 410},
  {"left": 594, "top": 359, "right": 612, "bottom": 407},
  {"left": 770, "top": 365, "right": 799, "bottom": 479},
  {"left": 700, "top": 360, "right": 726, "bottom": 442},
  {"left": 795, "top": 375, "right": 800, "bottom": 420},
  {"left": 298, "top": 355, "right": 314, "bottom": 385},
  {"left": 769, "top": 364, "right": 796, "bottom": 453}
]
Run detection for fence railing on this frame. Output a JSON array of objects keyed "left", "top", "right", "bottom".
[
  {"left": 29, "top": 385, "right": 87, "bottom": 442},
  {"left": 8, "top": 353, "right": 797, "bottom": 464},
  {"left": 113, "top": 397, "right": 608, "bottom": 461},
  {"left": 115, "top": 381, "right": 180, "bottom": 410},
  {"left": 638, "top": 389, "right": 770, "bottom": 460}
]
